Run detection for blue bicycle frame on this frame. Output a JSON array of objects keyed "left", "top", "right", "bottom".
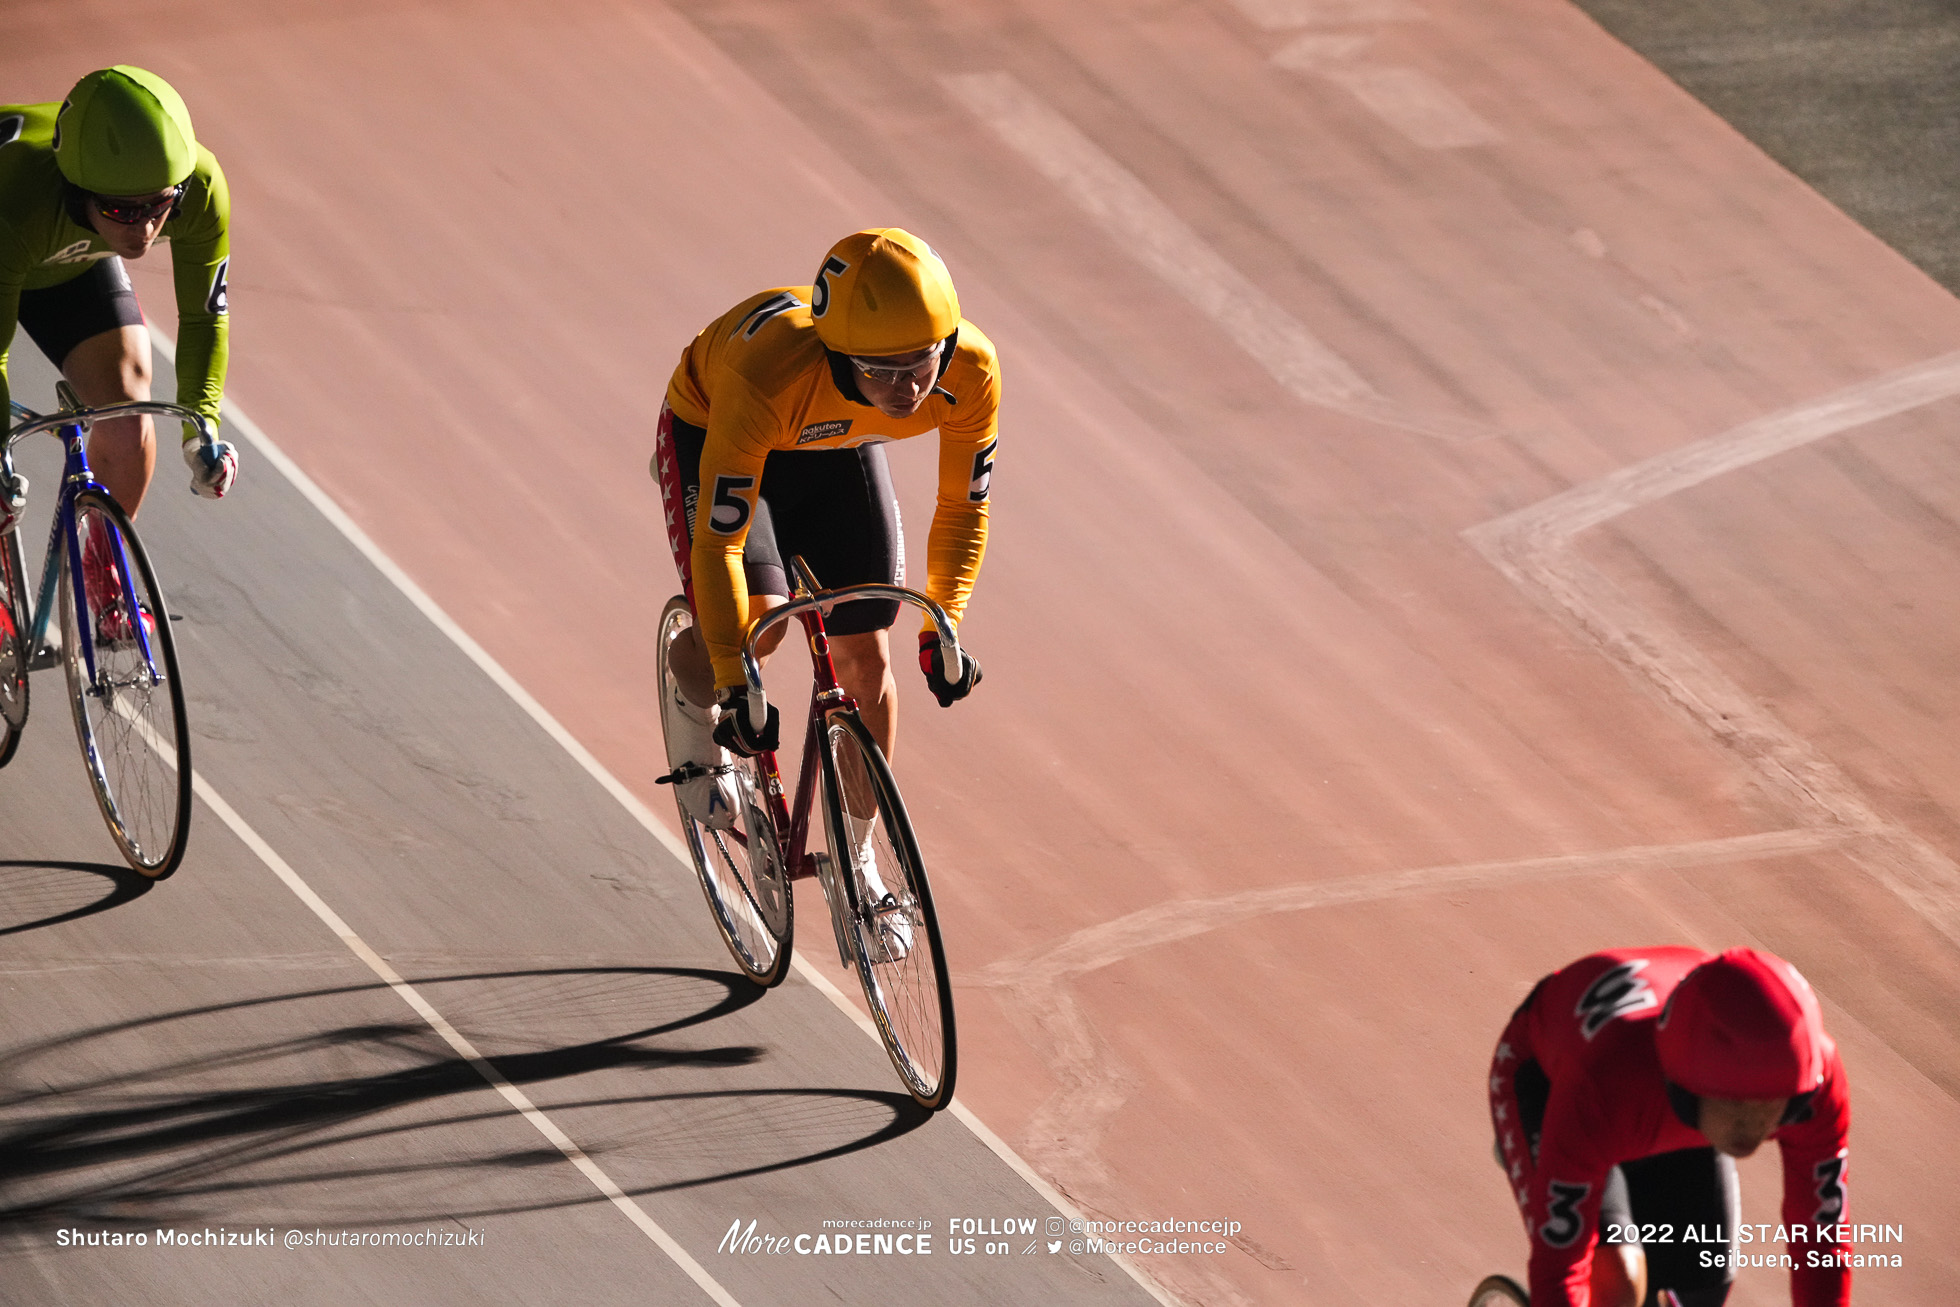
[{"left": 4, "top": 397, "right": 211, "bottom": 691}]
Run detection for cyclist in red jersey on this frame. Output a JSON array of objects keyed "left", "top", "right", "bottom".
[{"left": 1488, "top": 947, "right": 1851, "bottom": 1307}]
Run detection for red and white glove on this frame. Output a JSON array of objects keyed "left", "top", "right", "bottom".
[
  {"left": 919, "top": 631, "right": 982, "bottom": 707},
  {"left": 184, "top": 437, "right": 239, "bottom": 499}
]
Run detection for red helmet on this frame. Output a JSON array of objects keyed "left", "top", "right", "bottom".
[{"left": 1656, "top": 948, "right": 1825, "bottom": 1099}]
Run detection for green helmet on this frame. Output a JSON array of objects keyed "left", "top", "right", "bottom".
[{"left": 54, "top": 66, "right": 198, "bottom": 196}]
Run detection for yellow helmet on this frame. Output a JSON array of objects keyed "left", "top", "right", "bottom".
[{"left": 810, "top": 228, "right": 960, "bottom": 357}]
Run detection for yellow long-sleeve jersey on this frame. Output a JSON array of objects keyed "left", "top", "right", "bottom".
[{"left": 664, "top": 286, "right": 1000, "bottom": 689}]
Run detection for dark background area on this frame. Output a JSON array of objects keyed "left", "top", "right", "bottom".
[{"left": 1573, "top": 0, "right": 1960, "bottom": 292}]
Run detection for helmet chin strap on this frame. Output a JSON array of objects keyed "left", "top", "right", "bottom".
[{"left": 60, "top": 181, "right": 95, "bottom": 229}]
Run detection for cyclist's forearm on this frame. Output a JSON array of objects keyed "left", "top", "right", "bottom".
[
  {"left": 921, "top": 501, "right": 988, "bottom": 629},
  {"left": 171, "top": 314, "right": 227, "bottom": 435},
  {"left": 692, "top": 544, "right": 753, "bottom": 689},
  {"left": 1, "top": 283, "right": 19, "bottom": 423}
]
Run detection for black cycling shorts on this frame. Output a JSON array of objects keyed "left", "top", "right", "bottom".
[
  {"left": 1510, "top": 1059, "right": 1740, "bottom": 1305},
  {"left": 1598, "top": 1146, "right": 1739, "bottom": 1304},
  {"left": 654, "top": 405, "right": 902, "bottom": 635},
  {"left": 16, "top": 257, "right": 145, "bottom": 370}
]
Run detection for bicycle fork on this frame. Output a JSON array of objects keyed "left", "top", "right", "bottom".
[
  {"left": 39, "top": 422, "right": 159, "bottom": 688},
  {"left": 779, "top": 702, "right": 857, "bottom": 970}
]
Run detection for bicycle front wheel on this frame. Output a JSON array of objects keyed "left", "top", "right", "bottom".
[
  {"left": 820, "top": 710, "right": 956, "bottom": 1110},
  {"left": 0, "top": 522, "right": 30, "bottom": 767},
  {"left": 1466, "top": 1274, "right": 1529, "bottom": 1307},
  {"left": 657, "top": 595, "right": 793, "bottom": 987},
  {"left": 58, "top": 490, "right": 191, "bottom": 877}
]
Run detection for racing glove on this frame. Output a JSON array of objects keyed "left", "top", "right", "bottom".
[
  {"left": 713, "top": 686, "right": 781, "bottom": 756},
  {"left": 184, "top": 436, "right": 239, "bottom": 499},
  {"left": 919, "top": 631, "right": 982, "bottom": 708}
]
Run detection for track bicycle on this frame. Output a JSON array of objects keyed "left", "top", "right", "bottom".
[
  {"left": 1, "top": 386, "right": 208, "bottom": 877},
  {"left": 655, "top": 558, "right": 961, "bottom": 1110},
  {"left": 1466, "top": 1274, "right": 1528, "bottom": 1306}
]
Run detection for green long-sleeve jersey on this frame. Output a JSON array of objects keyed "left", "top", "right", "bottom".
[{"left": 0, "top": 100, "right": 230, "bottom": 435}]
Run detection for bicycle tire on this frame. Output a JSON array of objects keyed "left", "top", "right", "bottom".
[
  {"left": 0, "top": 523, "right": 29, "bottom": 767},
  {"left": 58, "top": 490, "right": 191, "bottom": 877},
  {"left": 1466, "top": 1274, "right": 1529, "bottom": 1307},
  {"left": 819, "top": 709, "right": 956, "bottom": 1110},
  {"left": 657, "top": 595, "right": 793, "bottom": 987}
]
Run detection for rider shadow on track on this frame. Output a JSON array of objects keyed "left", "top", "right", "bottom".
[
  {"left": 0, "top": 965, "right": 932, "bottom": 1244},
  {"left": 0, "top": 859, "right": 154, "bottom": 936}
]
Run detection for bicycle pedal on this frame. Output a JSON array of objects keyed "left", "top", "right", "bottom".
[{"left": 656, "top": 762, "right": 709, "bottom": 786}]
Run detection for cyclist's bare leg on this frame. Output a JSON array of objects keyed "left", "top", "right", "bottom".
[
  {"left": 829, "top": 628, "right": 896, "bottom": 826},
  {"left": 64, "top": 324, "right": 156, "bottom": 516},
  {"left": 1592, "top": 1241, "right": 1646, "bottom": 1307},
  {"left": 671, "top": 593, "right": 790, "bottom": 708},
  {"left": 830, "top": 629, "right": 895, "bottom": 760}
]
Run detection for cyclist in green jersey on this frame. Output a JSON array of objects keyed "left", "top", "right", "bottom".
[{"left": 1, "top": 65, "right": 239, "bottom": 524}]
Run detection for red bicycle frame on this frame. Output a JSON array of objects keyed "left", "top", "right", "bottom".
[
  {"left": 761, "top": 609, "right": 854, "bottom": 883},
  {"left": 734, "top": 558, "right": 967, "bottom": 886}
]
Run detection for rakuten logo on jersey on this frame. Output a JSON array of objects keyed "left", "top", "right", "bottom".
[{"left": 797, "top": 419, "right": 851, "bottom": 445}]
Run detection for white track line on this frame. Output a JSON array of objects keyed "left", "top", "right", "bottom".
[
  {"left": 153, "top": 335, "right": 1180, "bottom": 1305},
  {"left": 1474, "top": 350, "right": 1960, "bottom": 543},
  {"left": 977, "top": 828, "right": 1859, "bottom": 988},
  {"left": 1466, "top": 351, "right": 1960, "bottom": 950},
  {"left": 970, "top": 828, "right": 1855, "bottom": 1202},
  {"left": 1227, "top": 0, "right": 1424, "bottom": 32},
  {"left": 943, "top": 70, "right": 1493, "bottom": 443},
  {"left": 193, "top": 775, "right": 741, "bottom": 1306},
  {"left": 147, "top": 333, "right": 737, "bottom": 1300},
  {"left": 114, "top": 682, "right": 736, "bottom": 1303},
  {"left": 788, "top": 959, "right": 1182, "bottom": 1306}
]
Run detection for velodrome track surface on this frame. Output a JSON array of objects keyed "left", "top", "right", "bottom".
[{"left": 6, "top": 2, "right": 1960, "bottom": 1304}]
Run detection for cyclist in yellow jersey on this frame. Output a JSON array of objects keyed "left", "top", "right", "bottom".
[
  {"left": 1, "top": 67, "right": 239, "bottom": 515},
  {"left": 652, "top": 229, "right": 993, "bottom": 826}
]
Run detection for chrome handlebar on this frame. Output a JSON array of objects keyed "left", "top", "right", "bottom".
[
  {"left": 735, "top": 578, "right": 964, "bottom": 734},
  {"left": 7, "top": 399, "right": 217, "bottom": 450},
  {"left": 6, "top": 399, "right": 218, "bottom": 509}
]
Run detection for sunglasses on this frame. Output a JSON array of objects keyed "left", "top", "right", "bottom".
[
  {"left": 850, "top": 343, "right": 943, "bottom": 385},
  {"left": 92, "top": 185, "right": 184, "bottom": 226}
]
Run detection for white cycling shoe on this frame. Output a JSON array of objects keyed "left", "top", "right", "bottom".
[
  {"left": 850, "top": 823, "right": 913, "bottom": 963},
  {"left": 664, "top": 680, "right": 740, "bottom": 831}
]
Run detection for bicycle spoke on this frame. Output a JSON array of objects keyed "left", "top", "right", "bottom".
[
  {"left": 657, "top": 596, "right": 792, "bottom": 986},
  {"left": 60, "top": 492, "right": 191, "bottom": 877},
  {"left": 825, "top": 712, "right": 955, "bottom": 1109},
  {"left": 0, "top": 527, "right": 29, "bottom": 766}
]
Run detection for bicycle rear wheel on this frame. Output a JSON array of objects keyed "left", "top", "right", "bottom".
[
  {"left": 58, "top": 490, "right": 191, "bottom": 877},
  {"left": 1466, "top": 1274, "right": 1529, "bottom": 1307},
  {"left": 657, "top": 595, "right": 793, "bottom": 986},
  {"left": 0, "top": 523, "right": 29, "bottom": 767},
  {"left": 820, "top": 710, "right": 956, "bottom": 1110}
]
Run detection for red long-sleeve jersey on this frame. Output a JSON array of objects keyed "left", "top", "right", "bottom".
[{"left": 1489, "top": 947, "right": 1851, "bottom": 1307}]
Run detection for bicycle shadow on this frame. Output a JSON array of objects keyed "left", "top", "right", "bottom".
[
  {"left": 0, "top": 859, "right": 153, "bottom": 936},
  {"left": 0, "top": 966, "right": 932, "bottom": 1241}
]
